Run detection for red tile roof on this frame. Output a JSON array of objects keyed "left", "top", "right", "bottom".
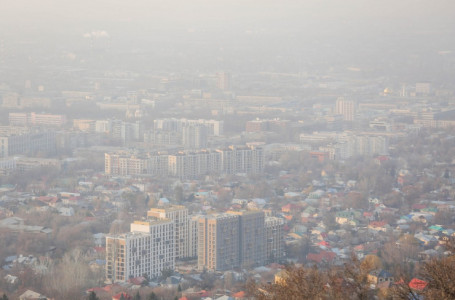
[
  {"left": 93, "top": 247, "right": 105, "bottom": 253},
  {"left": 113, "top": 292, "right": 132, "bottom": 300},
  {"left": 369, "top": 221, "right": 388, "bottom": 228},
  {"left": 233, "top": 291, "right": 245, "bottom": 298},
  {"left": 307, "top": 251, "right": 336, "bottom": 263},
  {"left": 412, "top": 204, "right": 427, "bottom": 210},
  {"left": 409, "top": 278, "right": 428, "bottom": 291},
  {"left": 128, "top": 276, "right": 146, "bottom": 285},
  {"left": 86, "top": 287, "right": 105, "bottom": 294},
  {"left": 318, "top": 240, "right": 331, "bottom": 248}
]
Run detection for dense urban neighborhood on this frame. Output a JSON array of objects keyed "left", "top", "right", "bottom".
[
  {"left": 1, "top": 70, "right": 455, "bottom": 299},
  {"left": 1, "top": 1, "right": 455, "bottom": 299}
]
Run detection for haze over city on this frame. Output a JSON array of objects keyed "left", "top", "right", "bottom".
[{"left": 0, "top": 1, "right": 455, "bottom": 299}]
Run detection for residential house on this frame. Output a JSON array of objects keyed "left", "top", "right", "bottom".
[
  {"left": 414, "top": 233, "right": 438, "bottom": 247},
  {"left": 368, "top": 221, "right": 390, "bottom": 232},
  {"left": 367, "top": 269, "right": 394, "bottom": 285},
  {"left": 336, "top": 210, "right": 361, "bottom": 226},
  {"left": 112, "top": 292, "right": 132, "bottom": 300},
  {"left": 19, "top": 290, "right": 50, "bottom": 300},
  {"left": 408, "top": 278, "right": 428, "bottom": 292},
  {"left": 306, "top": 250, "right": 336, "bottom": 264}
]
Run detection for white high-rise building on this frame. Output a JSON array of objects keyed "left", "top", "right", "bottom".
[
  {"left": 335, "top": 97, "right": 355, "bottom": 121},
  {"left": 354, "top": 135, "right": 388, "bottom": 156},
  {"left": 182, "top": 124, "right": 208, "bottom": 149},
  {"left": 217, "top": 145, "right": 264, "bottom": 175},
  {"left": 106, "top": 219, "right": 174, "bottom": 282},
  {"left": 148, "top": 206, "right": 190, "bottom": 259},
  {"left": 265, "top": 217, "right": 285, "bottom": 263}
]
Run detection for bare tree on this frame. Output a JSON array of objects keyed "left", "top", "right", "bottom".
[
  {"left": 333, "top": 255, "right": 374, "bottom": 300},
  {"left": 253, "top": 265, "right": 326, "bottom": 300},
  {"left": 390, "top": 240, "right": 455, "bottom": 300},
  {"left": 43, "top": 248, "right": 97, "bottom": 299},
  {"left": 420, "top": 256, "right": 455, "bottom": 300}
]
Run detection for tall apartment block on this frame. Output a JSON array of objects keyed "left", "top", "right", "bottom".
[
  {"left": 198, "top": 214, "right": 240, "bottom": 271},
  {"left": 106, "top": 219, "right": 174, "bottom": 282},
  {"left": 104, "top": 144, "right": 264, "bottom": 178},
  {"left": 147, "top": 153, "right": 169, "bottom": 176},
  {"left": 0, "top": 130, "right": 56, "bottom": 158},
  {"left": 228, "top": 210, "right": 266, "bottom": 268},
  {"left": 104, "top": 152, "right": 148, "bottom": 176},
  {"left": 217, "top": 72, "right": 232, "bottom": 91},
  {"left": 354, "top": 135, "right": 388, "bottom": 156},
  {"left": 182, "top": 124, "right": 208, "bottom": 149},
  {"left": 188, "top": 215, "right": 201, "bottom": 258},
  {"left": 148, "top": 206, "right": 189, "bottom": 259},
  {"left": 415, "top": 82, "right": 431, "bottom": 95},
  {"left": 335, "top": 97, "right": 355, "bottom": 121},
  {"left": 197, "top": 210, "right": 268, "bottom": 271},
  {"left": 216, "top": 145, "right": 264, "bottom": 175},
  {"left": 265, "top": 217, "right": 285, "bottom": 263},
  {"left": 145, "top": 130, "right": 180, "bottom": 146},
  {"left": 153, "top": 118, "right": 223, "bottom": 136},
  {"left": 9, "top": 112, "right": 66, "bottom": 127},
  {"left": 168, "top": 152, "right": 199, "bottom": 179},
  {"left": 167, "top": 150, "right": 222, "bottom": 179}
]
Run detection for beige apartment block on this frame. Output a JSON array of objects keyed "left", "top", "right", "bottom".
[
  {"left": 148, "top": 206, "right": 189, "bottom": 259},
  {"left": 188, "top": 214, "right": 202, "bottom": 258}
]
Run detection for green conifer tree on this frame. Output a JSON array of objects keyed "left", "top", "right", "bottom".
[
  {"left": 133, "top": 291, "right": 141, "bottom": 300},
  {"left": 147, "top": 292, "right": 158, "bottom": 300},
  {"left": 88, "top": 291, "right": 100, "bottom": 300}
]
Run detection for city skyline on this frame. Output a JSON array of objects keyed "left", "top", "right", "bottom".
[{"left": 0, "top": 1, "right": 454, "bottom": 299}]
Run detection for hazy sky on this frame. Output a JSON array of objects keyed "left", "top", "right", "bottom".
[
  {"left": 1, "top": 0, "right": 454, "bottom": 79},
  {"left": 1, "top": 0, "right": 454, "bottom": 35}
]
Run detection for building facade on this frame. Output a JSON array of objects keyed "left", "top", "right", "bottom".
[
  {"left": 228, "top": 210, "right": 266, "bottom": 268},
  {"left": 147, "top": 206, "right": 189, "bottom": 259},
  {"left": 197, "top": 211, "right": 268, "bottom": 271},
  {"left": 182, "top": 124, "right": 208, "bottom": 149},
  {"left": 0, "top": 131, "right": 56, "bottom": 158},
  {"left": 106, "top": 219, "right": 174, "bottom": 282},
  {"left": 197, "top": 214, "right": 240, "bottom": 271},
  {"left": 265, "top": 217, "right": 285, "bottom": 263},
  {"left": 217, "top": 72, "right": 231, "bottom": 90},
  {"left": 9, "top": 112, "right": 66, "bottom": 127},
  {"left": 153, "top": 118, "right": 223, "bottom": 136},
  {"left": 105, "top": 145, "right": 263, "bottom": 178},
  {"left": 188, "top": 215, "right": 201, "bottom": 258},
  {"left": 104, "top": 152, "right": 148, "bottom": 176},
  {"left": 335, "top": 97, "right": 355, "bottom": 121}
]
